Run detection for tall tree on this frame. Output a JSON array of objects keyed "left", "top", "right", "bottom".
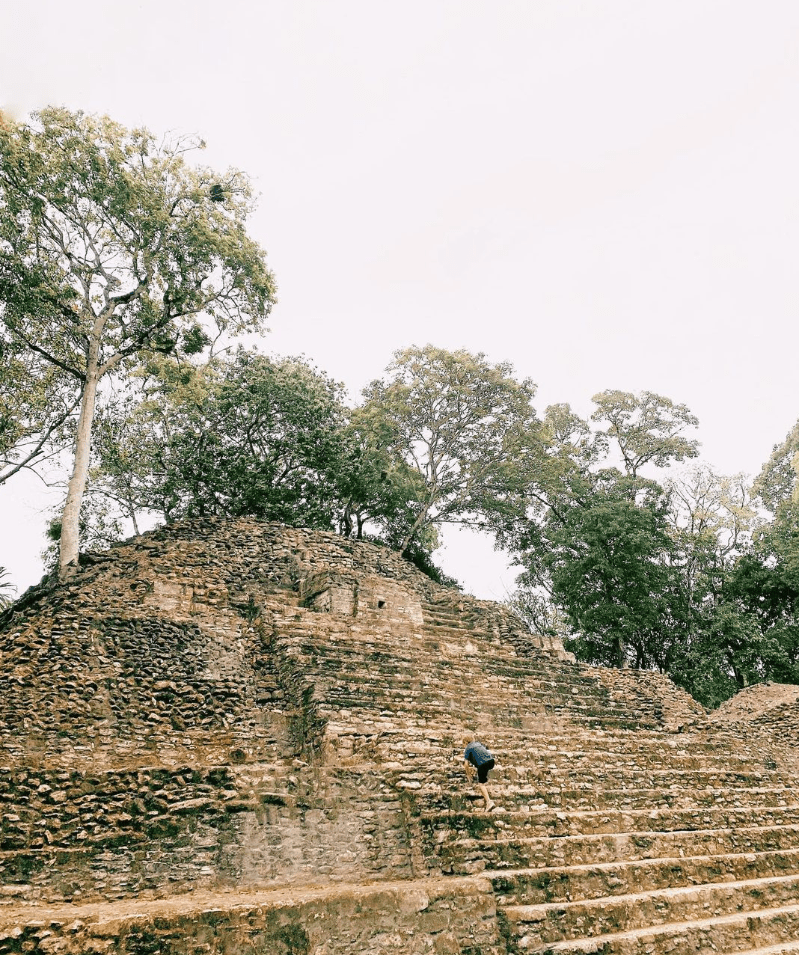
[
  {"left": 334, "top": 408, "right": 428, "bottom": 545},
  {"left": 91, "top": 351, "right": 345, "bottom": 530},
  {"left": 503, "top": 391, "right": 711, "bottom": 674},
  {"left": 753, "top": 419, "right": 799, "bottom": 512},
  {"left": 664, "top": 465, "right": 758, "bottom": 610},
  {"left": 542, "top": 475, "right": 679, "bottom": 669},
  {"left": 495, "top": 402, "right": 602, "bottom": 635},
  {"left": 709, "top": 502, "right": 799, "bottom": 695},
  {"left": 591, "top": 390, "right": 700, "bottom": 478},
  {"left": 360, "top": 346, "right": 541, "bottom": 554},
  {"left": 0, "top": 108, "right": 276, "bottom": 576}
]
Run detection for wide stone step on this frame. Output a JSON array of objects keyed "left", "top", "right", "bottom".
[
  {"left": 409, "top": 750, "right": 787, "bottom": 784},
  {"left": 502, "top": 872, "right": 799, "bottom": 946},
  {"left": 283, "top": 627, "right": 578, "bottom": 683},
  {"left": 432, "top": 784, "right": 797, "bottom": 814},
  {"left": 519, "top": 900, "right": 799, "bottom": 955},
  {"left": 495, "top": 746, "right": 770, "bottom": 773},
  {"left": 395, "top": 765, "right": 790, "bottom": 800},
  {"left": 492, "top": 736, "right": 787, "bottom": 765},
  {"left": 440, "top": 824, "right": 799, "bottom": 872},
  {"left": 0, "top": 874, "right": 504, "bottom": 954},
  {"left": 730, "top": 942, "right": 799, "bottom": 955},
  {"left": 513, "top": 785, "right": 798, "bottom": 811},
  {"left": 422, "top": 804, "right": 799, "bottom": 840},
  {"left": 485, "top": 847, "right": 799, "bottom": 906},
  {"left": 313, "top": 669, "right": 609, "bottom": 713},
  {"left": 315, "top": 692, "right": 660, "bottom": 732},
  {"left": 291, "top": 640, "right": 608, "bottom": 696},
  {"left": 375, "top": 760, "right": 795, "bottom": 814},
  {"left": 500, "top": 765, "right": 786, "bottom": 788},
  {"left": 317, "top": 696, "right": 539, "bottom": 725},
  {"left": 394, "top": 747, "right": 771, "bottom": 776},
  {"left": 339, "top": 687, "right": 657, "bottom": 736},
  {"left": 356, "top": 724, "right": 780, "bottom": 765},
  {"left": 296, "top": 649, "right": 610, "bottom": 704},
  {"left": 313, "top": 675, "right": 560, "bottom": 711},
  {"left": 317, "top": 697, "right": 671, "bottom": 737},
  {"left": 316, "top": 695, "right": 646, "bottom": 732}
]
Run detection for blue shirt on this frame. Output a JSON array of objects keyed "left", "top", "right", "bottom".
[{"left": 464, "top": 742, "right": 493, "bottom": 767}]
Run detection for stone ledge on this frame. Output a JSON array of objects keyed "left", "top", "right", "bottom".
[{"left": 0, "top": 875, "right": 501, "bottom": 955}]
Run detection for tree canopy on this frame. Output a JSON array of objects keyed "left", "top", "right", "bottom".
[
  {"left": 115, "top": 351, "right": 350, "bottom": 529},
  {"left": 487, "top": 389, "right": 789, "bottom": 705},
  {"left": 543, "top": 476, "right": 677, "bottom": 669},
  {"left": 753, "top": 419, "right": 799, "bottom": 512},
  {"left": 360, "top": 346, "right": 541, "bottom": 553},
  {"left": 591, "top": 390, "right": 700, "bottom": 478},
  {"left": 84, "top": 350, "right": 430, "bottom": 557},
  {"left": 0, "top": 107, "right": 276, "bottom": 575}
]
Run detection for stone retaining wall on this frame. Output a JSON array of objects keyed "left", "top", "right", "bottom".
[{"left": 0, "top": 877, "right": 501, "bottom": 955}]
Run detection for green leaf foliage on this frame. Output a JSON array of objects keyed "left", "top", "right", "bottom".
[
  {"left": 0, "top": 107, "right": 276, "bottom": 380},
  {"left": 591, "top": 390, "right": 700, "bottom": 477},
  {"left": 361, "top": 345, "right": 542, "bottom": 553},
  {"left": 0, "top": 107, "right": 276, "bottom": 570},
  {"left": 752, "top": 419, "right": 799, "bottom": 512},
  {"left": 543, "top": 476, "right": 680, "bottom": 669},
  {"left": 87, "top": 350, "right": 433, "bottom": 556},
  {"left": 95, "top": 351, "right": 348, "bottom": 529}
]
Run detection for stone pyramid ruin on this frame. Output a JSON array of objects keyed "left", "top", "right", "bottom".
[{"left": 2, "top": 518, "right": 799, "bottom": 954}]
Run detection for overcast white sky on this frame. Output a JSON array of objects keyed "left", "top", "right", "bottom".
[{"left": 1, "top": 1, "right": 798, "bottom": 599}]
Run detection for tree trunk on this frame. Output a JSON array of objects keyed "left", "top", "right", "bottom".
[
  {"left": 399, "top": 501, "right": 432, "bottom": 555},
  {"left": 59, "top": 356, "right": 100, "bottom": 579},
  {"left": 614, "top": 633, "right": 626, "bottom": 669}
]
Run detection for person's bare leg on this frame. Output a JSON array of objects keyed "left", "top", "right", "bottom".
[{"left": 478, "top": 783, "right": 494, "bottom": 811}]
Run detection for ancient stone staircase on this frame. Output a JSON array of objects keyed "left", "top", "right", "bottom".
[
  {"left": 413, "top": 600, "right": 799, "bottom": 954},
  {"left": 247, "top": 572, "right": 799, "bottom": 955},
  {"left": 2, "top": 519, "right": 799, "bottom": 954},
  {"left": 397, "top": 728, "right": 799, "bottom": 954}
]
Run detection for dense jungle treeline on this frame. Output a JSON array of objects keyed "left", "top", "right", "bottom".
[{"left": 1, "top": 107, "right": 798, "bottom": 708}]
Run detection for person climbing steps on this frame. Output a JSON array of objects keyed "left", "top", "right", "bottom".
[{"left": 463, "top": 735, "right": 497, "bottom": 812}]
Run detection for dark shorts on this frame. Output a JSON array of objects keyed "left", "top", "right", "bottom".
[{"left": 477, "top": 758, "right": 495, "bottom": 784}]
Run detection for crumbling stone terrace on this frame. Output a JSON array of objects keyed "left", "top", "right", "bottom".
[{"left": 0, "top": 518, "right": 797, "bottom": 954}]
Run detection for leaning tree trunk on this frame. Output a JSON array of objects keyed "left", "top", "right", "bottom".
[
  {"left": 399, "top": 500, "right": 432, "bottom": 556},
  {"left": 59, "top": 351, "right": 101, "bottom": 579}
]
